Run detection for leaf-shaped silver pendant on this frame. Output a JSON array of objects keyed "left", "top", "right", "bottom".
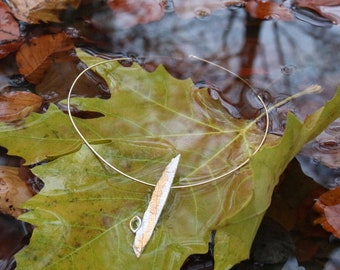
[{"left": 130, "top": 154, "right": 181, "bottom": 257}]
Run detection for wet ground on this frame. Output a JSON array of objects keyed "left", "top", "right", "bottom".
[{"left": 1, "top": 1, "right": 340, "bottom": 269}]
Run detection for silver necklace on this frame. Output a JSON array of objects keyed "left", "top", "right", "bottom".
[{"left": 67, "top": 54, "right": 269, "bottom": 257}]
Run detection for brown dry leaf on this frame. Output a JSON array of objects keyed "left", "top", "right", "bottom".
[
  {"left": 0, "top": 2, "right": 22, "bottom": 59},
  {"left": 0, "top": 166, "right": 34, "bottom": 217},
  {"left": 107, "top": 0, "right": 164, "bottom": 27},
  {"left": 313, "top": 187, "right": 340, "bottom": 238},
  {"left": 16, "top": 32, "right": 74, "bottom": 84},
  {"left": 245, "top": 0, "right": 294, "bottom": 20},
  {"left": 5, "top": 0, "right": 81, "bottom": 23},
  {"left": 294, "top": 0, "right": 340, "bottom": 23},
  {"left": 35, "top": 60, "right": 109, "bottom": 103},
  {"left": 0, "top": 2, "right": 19, "bottom": 42},
  {"left": 0, "top": 91, "right": 42, "bottom": 122}
]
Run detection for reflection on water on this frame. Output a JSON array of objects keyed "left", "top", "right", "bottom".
[
  {"left": 91, "top": 6, "right": 340, "bottom": 124},
  {"left": 296, "top": 154, "right": 340, "bottom": 189},
  {"left": 324, "top": 247, "right": 340, "bottom": 270},
  {"left": 298, "top": 118, "right": 340, "bottom": 189}
]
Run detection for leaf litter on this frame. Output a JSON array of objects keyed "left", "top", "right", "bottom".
[{"left": 0, "top": 1, "right": 338, "bottom": 268}]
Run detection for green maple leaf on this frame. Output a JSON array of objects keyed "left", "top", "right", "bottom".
[{"left": 0, "top": 50, "right": 339, "bottom": 269}]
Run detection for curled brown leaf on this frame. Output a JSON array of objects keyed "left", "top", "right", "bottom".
[
  {"left": 0, "top": 91, "right": 42, "bottom": 122},
  {"left": 0, "top": 166, "right": 34, "bottom": 218},
  {"left": 16, "top": 32, "right": 74, "bottom": 84}
]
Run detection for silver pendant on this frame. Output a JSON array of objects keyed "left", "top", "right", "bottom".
[{"left": 129, "top": 154, "right": 181, "bottom": 257}]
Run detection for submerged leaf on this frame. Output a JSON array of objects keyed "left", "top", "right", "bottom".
[
  {"left": 16, "top": 33, "right": 74, "bottom": 84},
  {"left": 1, "top": 50, "right": 339, "bottom": 269}
]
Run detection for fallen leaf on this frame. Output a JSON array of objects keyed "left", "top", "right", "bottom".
[
  {"left": 0, "top": 50, "right": 339, "bottom": 269},
  {"left": 0, "top": 2, "right": 22, "bottom": 59},
  {"left": 16, "top": 32, "right": 74, "bottom": 84},
  {"left": 34, "top": 60, "right": 110, "bottom": 103},
  {"left": 3, "top": 49, "right": 268, "bottom": 269},
  {"left": 0, "top": 91, "right": 42, "bottom": 122},
  {"left": 313, "top": 187, "right": 340, "bottom": 238},
  {"left": 0, "top": 166, "right": 34, "bottom": 217},
  {"left": 5, "top": 0, "right": 81, "bottom": 23},
  {"left": 0, "top": 3, "right": 20, "bottom": 41},
  {"left": 245, "top": 0, "right": 294, "bottom": 21}
]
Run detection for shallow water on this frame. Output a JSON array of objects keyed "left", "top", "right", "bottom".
[
  {"left": 0, "top": 2, "right": 340, "bottom": 269},
  {"left": 85, "top": 5, "right": 340, "bottom": 133}
]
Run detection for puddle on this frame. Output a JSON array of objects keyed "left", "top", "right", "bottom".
[
  {"left": 86, "top": 4, "right": 340, "bottom": 130},
  {"left": 0, "top": 1, "right": 340, "bottom": 269}
]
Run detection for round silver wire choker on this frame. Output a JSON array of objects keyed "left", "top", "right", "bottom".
[{"left": 67, "top": 54, "right": 269, "bottom": 189}]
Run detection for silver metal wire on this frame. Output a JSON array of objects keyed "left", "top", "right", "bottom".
[{"left": 67, "top": 55, "right": 269, "bottom": 188}]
